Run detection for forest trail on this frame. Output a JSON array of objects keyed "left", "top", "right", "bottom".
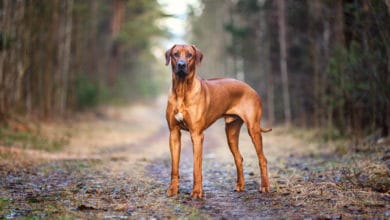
[{"left": 0, "top": 97, "right": 389, "bottom": 219}]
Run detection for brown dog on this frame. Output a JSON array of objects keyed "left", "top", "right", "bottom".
[{"left": 165, "top": 44, "right": 271, "bottom": 199}]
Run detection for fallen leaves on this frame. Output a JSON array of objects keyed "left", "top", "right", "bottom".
[{"left": 0, "top": 104, "right": 389, "bottom": 219}]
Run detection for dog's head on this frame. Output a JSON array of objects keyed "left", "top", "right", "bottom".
[{"left": 165, "top": 44, "right": 203, "bottom": 77}]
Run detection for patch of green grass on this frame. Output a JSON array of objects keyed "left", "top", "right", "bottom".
[
  {"left": 56, "top": 216, "right": 76, "bottom": 220},
  {"left": 0, "top": 198, "right": 10, "bottom": 210},
  {"left": 0, "top": 127, "right": 68, "bottom": 152}
]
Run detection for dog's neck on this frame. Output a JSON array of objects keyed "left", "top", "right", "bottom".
[
  {"left": 172, "top": 70, "right": 201, "bottom": 115},
  {"left": 172, "top": 71, "right": 200, "bottom": 99}
]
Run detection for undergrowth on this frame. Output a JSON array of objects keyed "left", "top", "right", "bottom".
[
  {"left": 286, "top": 125, "right": 390, "bottom": 193},
  {"left": 0, "top": 127, "right": 69, "bottom": 153}
]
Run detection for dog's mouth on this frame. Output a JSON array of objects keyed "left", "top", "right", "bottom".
[{"left": 175, "top": 69, "right": 188, "bottom": 77}]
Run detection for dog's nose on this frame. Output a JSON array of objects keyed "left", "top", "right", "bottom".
[{"left": 177, "top": 60, "right": 186, "bottom": 69}]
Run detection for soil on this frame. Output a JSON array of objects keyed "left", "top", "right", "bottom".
[{"left": 1, "top": 97, "right": 389, "bottom": 219}]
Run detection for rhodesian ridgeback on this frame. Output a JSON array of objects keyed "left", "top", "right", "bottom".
[{"left": 165, "top": 44, "right": 271, "bottom": 199}]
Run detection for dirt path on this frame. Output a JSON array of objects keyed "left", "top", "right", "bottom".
[{"left": 1, "top": 97, "right": 389, "bottom": 219}]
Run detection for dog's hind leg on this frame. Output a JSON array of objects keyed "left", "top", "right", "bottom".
[
  {"left": 225, "top": 117, "right": 245, "bottom": 192},
  {"left": 247, "top": 121, "right": 270, "bottom": 193}
]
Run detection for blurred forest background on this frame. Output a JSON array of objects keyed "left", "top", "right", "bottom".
[
  {"left": 189, "top": 0, "right": 390, "bottom": 139},
  {"left": 0, "top": 0, "right": 168, "bottom": 118},
  {"left": 1, "top": 0, "right": 389, "bottom": 140}
]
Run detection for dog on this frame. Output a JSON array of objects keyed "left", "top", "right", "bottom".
[{"left": 165, "top": 44, "right": 271, "bottom": 199}]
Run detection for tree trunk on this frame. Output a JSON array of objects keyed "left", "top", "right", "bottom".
[
  {"left": 262, "top": 1, "right": 275, "bottom": 125},
  {"left": 310, "top": 0, "right": 333, "bottom": 128},
  {"left": 0, "top": 0, "right": 26, "bottom": 121},
  {"left": 334, "top": 0, "right": 345, "bottom": 46},
  {"left": 266, "top": 65, "right": 275, "bottom": 125},
  {"left": 108, "top": 0, "right": 126, "bottom": 85},
  {"left": 277, "top": 0, "right": 291, "bottom": 125},
  {"left": 385, "top": 0, "right": 390, "bottom": 14},
  {"left": 0, "top": 0, "right": 10, "bottom": 120},
  {"left": 57, "top": 0, "right": 73, "bottom": 115},
  {"left": 88, "top": 0, "right": 99, "bottom": 78}
]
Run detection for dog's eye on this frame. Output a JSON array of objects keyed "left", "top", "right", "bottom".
[
  {"left": 186, "top": 53, "right": 192, "bottom": 58},
  {"left": 173, "top": 52, "right": 179, "bottom": 57}
]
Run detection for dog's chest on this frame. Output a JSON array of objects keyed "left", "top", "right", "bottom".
[
  {"left": 175, "top": 112, "right": 184, "bottom": 122},
  {"left": 174, "top": 111, "right": 189, "bottom": 131}
]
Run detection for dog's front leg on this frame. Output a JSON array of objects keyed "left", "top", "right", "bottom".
[
  {"left": 167, "top": 128, "right": 181, "bottom": 196},
  {"left": 190, "top": 132, "right": 204, "bottom": 199}
]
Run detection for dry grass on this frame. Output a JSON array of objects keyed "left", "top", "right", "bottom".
[{"left": 0, "top": 102, "right": 389, "bottom": 219}]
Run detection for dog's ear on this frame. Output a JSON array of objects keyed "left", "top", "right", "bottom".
[
  {"left": 191, "top": 45, "right": 203, "bottom": 66},
  {"left": 165, "top": 48, "right": 171, "bottom": 66},
  {"left": 165, "top": 45, "right": 176, "bottom": 66}
]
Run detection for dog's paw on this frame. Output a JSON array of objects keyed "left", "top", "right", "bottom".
[
  {"left": 260, "top": 177, "right": 270, "bottom": 193},
  {"left": 190, "top": 188, "right": 203, "bottom": 199},
  {"left": 234, "top": 184, "right": 245, "bottom": 192},
  {"left": 260, "top": 186, "right": 270, "bottom": 193},
  {"left": 166, "top": 184, "right": 179, "bottom": 197}
]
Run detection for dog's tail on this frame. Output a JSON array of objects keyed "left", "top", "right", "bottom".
[{"left": 261, "top": 127, "right": 272, "bottom": 133}]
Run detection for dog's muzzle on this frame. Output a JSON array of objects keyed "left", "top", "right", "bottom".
[{"left": 175, "top": 60, "right": 188, "bottom": 77}]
